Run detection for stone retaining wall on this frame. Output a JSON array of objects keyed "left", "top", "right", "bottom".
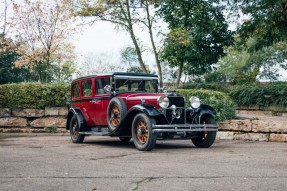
[
  {"left": 217, "top": 119, "right": 287, "bottom": 142},
  {"left": 0, "top": 107, "right": 68, "bottom": 133},
  {"left": 0, "top": 107, "right": 286, "bottom": 142}
]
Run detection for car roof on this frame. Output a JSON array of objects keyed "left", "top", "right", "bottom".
[{"left": 72, "top": 72, "right": 158, "bottom": 83}]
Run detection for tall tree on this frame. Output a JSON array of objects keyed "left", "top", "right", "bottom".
[
  {"left": 75, "top": 0, "right": 164, "bottom": 87},
  {"left": 159, "top": 0, "right": 233, "bottom": 87},
  {"left": 0, "top": 35, "right": 38, "bottom": 84},
  {"left": 227, "top": 0, "right": 287, "bottom": 50},
  {"left": 12, "top": 0, "right": 76, "bottom": 83}
]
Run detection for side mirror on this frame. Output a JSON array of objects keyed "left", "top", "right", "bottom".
[{"left": 104, "top": 85, "right": 112, "bottom": 94}]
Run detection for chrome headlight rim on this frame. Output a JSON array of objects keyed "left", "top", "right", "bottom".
[
  {"left": 157, "top": 95, "right": 170, "bottom": 109},
  {"left": 189, "top": 96, "right": 201, "bottom": 109}
]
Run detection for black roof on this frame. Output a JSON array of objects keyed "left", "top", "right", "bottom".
[{"left": 72, "top": 72, "right": 158, "bottom": 83}]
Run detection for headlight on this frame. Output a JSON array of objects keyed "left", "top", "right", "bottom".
[
  {"left": 189, "top": 96, "right": 201, "bottom": 109},
  {"left": 157, "top": 96, "right": 169, "bottom": 108}
]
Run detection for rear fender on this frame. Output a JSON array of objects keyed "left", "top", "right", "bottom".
[{"left": 66, "top": 108, "right": 87, "bottom": 131}]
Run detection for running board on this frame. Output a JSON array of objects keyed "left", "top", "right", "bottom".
[{"left": 79, "top": 127, "right": 111, "bottom": 136}]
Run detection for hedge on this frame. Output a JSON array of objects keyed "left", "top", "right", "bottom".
[
  {"left": 179, "top": 83, "right": 233, "bottom": 93},
  {"left": 177, "top": 89, "right": 237, "bottom": 121},
  {"left": 229, "top": 84, "right": 287, "bottom": 109},
  {"left": 0, "top": 83, "right": 70, "bottom": 109}
]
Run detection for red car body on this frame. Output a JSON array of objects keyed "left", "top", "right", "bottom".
[{"left": 67, "top": 72, "right": 218, "bottom": 151}]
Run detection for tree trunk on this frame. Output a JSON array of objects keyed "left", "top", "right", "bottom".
[
  {"left": 124, "top": 0, "right": 148, "bottom": 73},
  {"left": 145, "top": 1, "right": 163, "bottom": 87},
  {"left": 176, "top": 62, "right": 183, "bottom": 88}
]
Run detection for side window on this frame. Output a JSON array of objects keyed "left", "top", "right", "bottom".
[
  {"left": 72, "top": 83, "right": 80, "bottom": 98},
  {"left": 96, "top": 78, "right": 110, "bottom": 94},
  {"left": 82, "top": 80, "right": 92, "bottom": 96}
]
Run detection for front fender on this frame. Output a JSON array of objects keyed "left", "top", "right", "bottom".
[
  {"left": 199, "top": 104, "right": 216, "bottom": 117},
  {"left": 113, "top": 104, "right": 165, "bottom": 136}
]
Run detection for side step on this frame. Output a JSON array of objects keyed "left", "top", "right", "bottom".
[{"left": 79, "top": 127, "right": 111, "bottom": 136}]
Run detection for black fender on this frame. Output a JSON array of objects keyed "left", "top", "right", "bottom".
[
  {"left": 198, "top": 104, "right": 216, "bottom": 122},
  {"left": 66, "top": 108, "right": 87, "bottom": 131},
  {"left": 198, "top": 104, "right": 216, "bottom": 116},
  {"left": 112, "top": 104, "right": 167, "bottom": 136}
]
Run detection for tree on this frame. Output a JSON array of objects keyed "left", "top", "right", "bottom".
[
  {"left": 0, "top": 35, "right": 37, "bottom": 84},
  {"left": 75, "top": 0, "right": 164, "bottom": 87},
  {"left": 206, "top": 38, "right": 286, "bottom": 84},
  {"left": 227, "top": 0, "right": 287, "bottom": 51},
  {"left": 12, "top": 0, "right": 76, "bottom": 83},
  {"left": 158, "top": 0, "right": 233, "bottom": 87}
]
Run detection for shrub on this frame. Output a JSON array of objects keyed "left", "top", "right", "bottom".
[
  {"left": 0, "top": 83, "right": 70, "bottom": 109},
  {"left": 179, "top": 83, "right": 233, "bottom": 93},
  {"left": 229, "top": 84, "right": 287, "bottom": 109},
  {"left": 177, "top": 89, "right": 237, "bottom": 121}
]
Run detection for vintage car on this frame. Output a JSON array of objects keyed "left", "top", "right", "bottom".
[{"left": 66, "top": 72, "right": 218, "bottom": 151}]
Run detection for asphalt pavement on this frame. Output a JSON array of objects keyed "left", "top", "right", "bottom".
[{"left": 0, "top": 134, "right": 287, "bottom": 191}]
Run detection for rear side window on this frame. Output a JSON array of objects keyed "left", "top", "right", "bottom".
[
  {"left": 82, "top": 80, "right": 92, "bottom": 96},
  {"left": 72, "top": 83, "right": 80, "bottom": 98},
  {"left": 96, "top": 78, "right": 110, "bottom": 94}
]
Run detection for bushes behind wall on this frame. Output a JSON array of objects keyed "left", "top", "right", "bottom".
[{"left": 0, "top": 83, "right": 70, "bottom": 109}]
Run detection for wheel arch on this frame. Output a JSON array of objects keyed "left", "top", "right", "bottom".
[
  {"left": 114, "top": 104, "right": 167, "bottom": 136},
  {"left": 66, "top": 108, "right": 87, "bottom": 131}
]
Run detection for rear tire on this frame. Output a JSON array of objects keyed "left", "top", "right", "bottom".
[
  {"left": 132, "top": 113, "right": 157, "bottom": 151},
  {"left": 70, "top": 115, "right": 85, "bottom": 143},
  {"left": 191, "top": 116, "right": 217, "bottom": 148}
]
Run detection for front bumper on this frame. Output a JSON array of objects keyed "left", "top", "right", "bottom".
[{"left": 152, "top": 124, "right": 218, "bottom": 133}]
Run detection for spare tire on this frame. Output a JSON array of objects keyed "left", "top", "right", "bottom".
[{"left": 107, "top": 97, "right": 127, "bottom": 132}]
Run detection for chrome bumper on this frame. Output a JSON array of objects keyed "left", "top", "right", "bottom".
[{"left": 152, "top": 124, "right": 218, "bottom": 133}]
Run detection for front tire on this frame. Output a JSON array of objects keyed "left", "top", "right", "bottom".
[
  {"left": 132, "top": 113, "right": 157, "bottom": 151},
  {"left": 191, "top": 116, "right": 217, "bottom": 148},
  {"left": 70, "top": 115, "right": 85, "bottom": 143}
]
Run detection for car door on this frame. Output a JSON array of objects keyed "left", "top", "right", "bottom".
[
  {"left": 91, "top": 77, "right": 111, "bottom": 125},
  {"left": 80, "top": 79, "right": 99, "bottom": 126}
]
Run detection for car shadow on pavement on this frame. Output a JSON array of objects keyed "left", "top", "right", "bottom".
[{"left": 81, "top": 138, "right": 222, "bottom": 150}]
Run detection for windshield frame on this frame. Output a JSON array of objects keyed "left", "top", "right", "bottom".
[{"left": 113, "top": 75, "right": 158, "bottom": 93}]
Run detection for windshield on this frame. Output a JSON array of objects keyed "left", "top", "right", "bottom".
[{"left": 114, "top": 78, "right": 158, "bottom": 93}]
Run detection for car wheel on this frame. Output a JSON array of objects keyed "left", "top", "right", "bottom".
[
  {"left": 132, "top": 113, "right": 157, "bottom": 151},
  {"left": 70, "top": 115, "right": 85, "bottom": 143},
  {"left": 119, "top": 137, "right": 131, "bottom": 142},
  {"left": 107, "top": 97, "right": 127, "bottom": 132},
  {"left": 191, "top": 116, "right": 217, "bottom": 148}
]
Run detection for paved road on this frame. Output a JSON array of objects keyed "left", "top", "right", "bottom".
[{"left": 0, "top": 135, "right": 287, "bottom": 191}]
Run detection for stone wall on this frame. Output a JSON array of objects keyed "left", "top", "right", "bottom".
[
  {"left": 0, "top": 107, "right": 68, "bottom": 133},
  {"left": 0, "top": 107, "right": 286, "bottom": 142},
  {"left": 217, "top": 119, "right": 287, "bottom": 142}
]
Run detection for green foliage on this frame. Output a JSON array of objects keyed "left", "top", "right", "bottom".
[
  {"left": 229, "top": 0, "right": 287, "bottom": 50},
  {"left": 209, "top": 38, "right": 286, "bottom": 84},
  {"left": 159, "top": 0, "right": 233, "bottom": 80},
  {"left": 45, "top": 126, "right": 58, "bottom": 133},
  {"left": 0, "top": 83, "right": 70, "bottom": 109},
  {"left": 179, "top": 83, "right": 232, "bottom": 93},
  {"left": 229, "top": 84, "right": 287, "bottom": 109},
  {"left": 0, "top": 36, "right": 38, "bottom": 84},
  {"left": 177, "top": 89, "right": 237, "bottom": 121}
]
